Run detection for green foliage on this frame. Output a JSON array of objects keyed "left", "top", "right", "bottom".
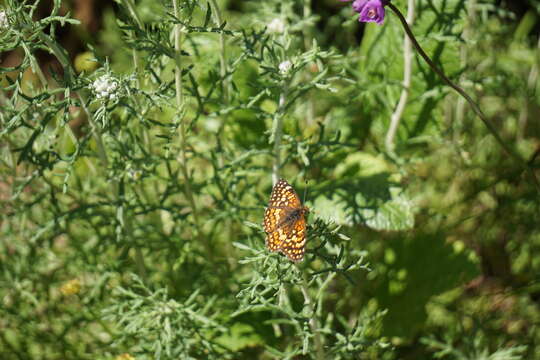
[
  {"left": 104, "top": 276, "right": 228, "bottom": 359},
  {"left": 1, "top": 0, "right": 540, "bottom": 359}
]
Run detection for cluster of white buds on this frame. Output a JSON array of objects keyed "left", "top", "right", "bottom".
[
  {"left": 91, "top": 74, "right": 119, "bottom": 101},
  {"left": 0, "top": 10, "right": 8, "bottom": 30},
  {"left": 267, "top": 18, "right": 285, "bottom": 33},
  {"left": 279, "top": 60, "right": 292, "bottom": 75}
]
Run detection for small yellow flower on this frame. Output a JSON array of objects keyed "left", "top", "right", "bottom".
[
  {"left": 115, "top": 354, "right": 135, "bottom": 360},
  {"left": 60, "top": 279, "right": 81, "bottom": 296}
]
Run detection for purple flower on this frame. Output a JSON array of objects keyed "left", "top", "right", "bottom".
[{"left": 341, "top": 0, "right": 386, "bottom": 25}]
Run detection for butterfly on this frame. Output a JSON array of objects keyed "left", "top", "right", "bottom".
[{"left": 263, "top": 179, "right": 309, "bottom": 262}]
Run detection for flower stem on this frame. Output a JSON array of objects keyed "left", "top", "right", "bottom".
[
  {"left": 386, "top": 0, "right": 415, "bottom": 152},
  {"left": 386, "top": 1, "right": 540, "bottom": 192}
]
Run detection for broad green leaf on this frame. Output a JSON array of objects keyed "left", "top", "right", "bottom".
[{"left": 361, "top": 191, "right": 414, "bottom": 231}]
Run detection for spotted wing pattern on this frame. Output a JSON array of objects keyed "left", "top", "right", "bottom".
[
  {"left": 263, "top": 179, "right": 307, "bottom": 262},
  {"left": 263, "top": 179, "right": 301, "bottom": 233}
]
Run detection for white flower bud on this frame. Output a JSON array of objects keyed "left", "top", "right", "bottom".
[
  {"left": 279, "top": 60, "right": 292, "bottom": 75},
  {"left": 91, "top": 74, "right": 119, "bottom": 101},
  {"left": 267, "top": 18, "right": 285, "bottom": 33}
]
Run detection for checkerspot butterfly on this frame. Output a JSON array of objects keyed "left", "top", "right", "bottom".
[{"left": 263, "top": 179, "right": 309, "bottom": 262}]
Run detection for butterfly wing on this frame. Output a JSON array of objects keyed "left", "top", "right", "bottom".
[
  {"left": 263, "top": 179, "right": 301, "bottom": 233},
  {"left": 263, "top": 179, "right": 306, "bottom": 261},
  {"left": 279, "top": 214, "right": 307, "bottom": 262},
  {"left": 265, "top": 224, "right": 286, "bottom": 252}
]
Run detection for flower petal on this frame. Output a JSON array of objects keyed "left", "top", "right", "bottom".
[
  {"left": 357, "top": 0, "right": 385, "bottom": 25},
  {"left": 352, "top": 0, "right": 369, "bottom": 12}
]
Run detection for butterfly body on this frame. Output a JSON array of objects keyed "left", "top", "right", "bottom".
[
  {"left": 279, "top": 207, "right": 308, "bottom": 228},
  {"left": 263, "top": 179, "right": 308, "bottom": 262}
]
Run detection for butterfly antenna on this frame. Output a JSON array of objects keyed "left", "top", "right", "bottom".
[{"left": 302, "top": 179, "right": 309, "bottom": 205}]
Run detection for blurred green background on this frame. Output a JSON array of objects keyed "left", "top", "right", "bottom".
[{"left": 1, "top": 0, "right": 540, "bottom": 359}]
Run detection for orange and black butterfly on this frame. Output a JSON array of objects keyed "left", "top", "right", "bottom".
[{"left": 263, "top": 179, "right": 309, "bottom": 262}]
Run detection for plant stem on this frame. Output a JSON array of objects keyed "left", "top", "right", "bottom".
[
  {"left": 172, "top": 0, "right": 204, "bottom": 243},
  {"left": 21, "top": 42, "right": 48, "bottom": 87},
  {"left": 78, "top": 94, "right": 109, "bottom": 165},
  {"left": 208, "top": 0, "right": 229, "bottom": 101},
  {"left": 300, "top": 273, "right": 325, "bottom": 360},
  {"left": 272, "top": 90, "right": 287, "bottom": 185},
  {"left": 454, "top": 0, "right": 475, "bottom": 140},
  {"left": 172, "top": 0, "right": 184, "bottom": 113},
  {"left": 386, "top": 1, "right": 540, "bottom": 192},
  {"left": 303, "top": 0, "right": 315, "bottom": 126},
  {"left": 119, "top": 0, "right": 143, "bottom": 59},
  {"left": 121, "top": 0, "right": 143, "bottom": 28},
  {"left": 386, "top": 0, "right": 415, "bottom": 152},
  {"left": 518, "top": 34, "right": 540, "bottom": 140},
  {"left": 119, "top": 0, "right": 143, "bottom": 86}
]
